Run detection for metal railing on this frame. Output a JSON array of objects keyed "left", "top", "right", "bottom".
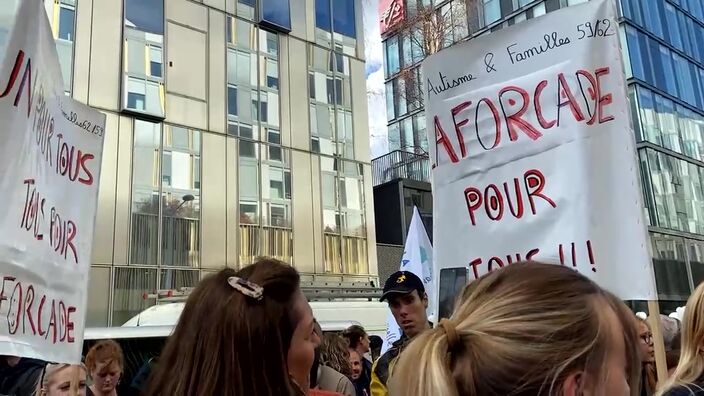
[
  {"left": 144, "top": 283, "right": 382, "bottom": 303},
  {"left": 372, "top": 150, "right": 431, "bottom": 186}
]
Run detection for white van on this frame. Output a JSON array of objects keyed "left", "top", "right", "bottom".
[
  {"left": 120, "top": 300, "right": 388, "bottom": 337},
  {"left": 83, "top": 300, "right": 389, "bottom": 393}
]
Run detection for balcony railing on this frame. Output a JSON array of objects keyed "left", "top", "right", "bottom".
[
  {"left": 372, "top": 150, "right": 431, "bottom": 186},
  {"left": 130, "top": 213, "right": 200, "bottom": 267}
]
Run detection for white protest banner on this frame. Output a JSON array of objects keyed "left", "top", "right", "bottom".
[
  {"left": 381, "top": 207, "right": 433, "bottom": 354},
  {"left": 0, "top": 0, "right": 106, "bottom": 362},
  {"left": 423, "top": 0, "right": 656, "bottom": 301}
]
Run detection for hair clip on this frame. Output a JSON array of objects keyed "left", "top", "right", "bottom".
[{"left": 228, "top": 276, "right": 264, "bottom": 301}]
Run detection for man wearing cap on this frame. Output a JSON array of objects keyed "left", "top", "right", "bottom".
[{"left": 370, "top": 271, "right": 431, "bottom": 396}]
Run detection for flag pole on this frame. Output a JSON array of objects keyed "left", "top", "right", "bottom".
[{"left": 647, "top": 300, "right": 668, "bottom": 384}]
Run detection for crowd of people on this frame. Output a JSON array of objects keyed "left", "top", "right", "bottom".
[
  {"left": 0, "top": 339, "right": 124, "bottom": 396},
  {"left": 4, "top": 257, "right": 704, "bottom": 395}
]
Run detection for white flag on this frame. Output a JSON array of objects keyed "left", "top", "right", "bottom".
[{"left": 381, "top": 207, "right": 434, "bottom": 354}]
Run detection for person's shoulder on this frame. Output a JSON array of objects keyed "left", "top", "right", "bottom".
[
  {"left": 662, "top": 383, "right": 704, "bottom": 396},
  {"left": 318, "top": 366, "right": 348, "bottom": 387},
  {"left": 319, "top": 365, "right": 344, "bottom": 378},
  {"left": 379, "top": 340, "right": 405, "bottom": 362},
  {"left": 336, "top": 375, "right": 355, "bottom": 396},
  {"left": 374, "top": 349, "right": 394, "bottom": 371},
  {"left": 310, "top": 390, "right": 343, "bottom": 396}
]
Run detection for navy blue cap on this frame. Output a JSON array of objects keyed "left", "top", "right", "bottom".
[{"left": 380, "top": 271, "right": 424, "bottom": 302}]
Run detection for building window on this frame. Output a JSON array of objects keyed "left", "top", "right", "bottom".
[
  {"left": 438, "top": 0, "right": 468, "bottom": 48},
  {"left": 149, "top": 47, "right": 163, "bottom": 78},
  {"left": 651, "top": 234, "right": 691, "bottom": 301},
  {"left": 315, "top": 0, "right": 357, "bottom": 54},
  {"left": 388, "top": 112, "right": 427, "bottom": 154},
  {"left": 122, "top": 0, "right": 165, "bottom": 118},
  {"left": 48, "top": 0, "right": 77, "bottom": 94},
  {"left": 482, "top": 0, "right": 501, "bottom": 26},
  {"left": 260, "top": 0, "right": 292, "bottom": 32},
  {"left": 639, "top": 146, "right": 704, "bottom": 236},
  {"left": 632, "top": 85, "right": 704, "bottom": 165},
  {"left": 385, "top": 81, "right": 395, "bottom": 120},
  {"left": 322, "top": 157, "right": 368, "bottom": 274},
  {"left": 58, "top": 5, "right": 75, "bottom": 40},
  {"left": 127, "top": 91, "right": 146, "bottom": 110},
  {"left": 385, "top": 36, "right": 400, "bottom": 77},
  {"left": 239, "top": 142, "right": 292, "bottom": 265},
  {"left": 113, "top": 268, "right": 157, "bottom": 326},
  {"left": 238, "top": 0, "right": 256, "bottom": 20},
  {"left": 316, "top": 0, "right": 356, "bottom": 36},
  {"left": 130, "top": 120, "right": 201, "bottom": 268},
  {"left": 332, "top": 0, "right": 356, "bottom": 38},
  {"left": 308, "top": 45, "right": 354, "bottom": 159},
  {"left": 227, "top": 17, "right": 281, "bottom": 147},
  {"left": 388, "top": 123, "right": 401, "bottom": 151},
  {"left": 664, "top": 4, "right": 682, "bottom": 51},
  {"left": 315, "top": 0, "right": 332, "bottom": 31},
  {"left": 532, "top": 2, "right": 546, "bottom": 17}
]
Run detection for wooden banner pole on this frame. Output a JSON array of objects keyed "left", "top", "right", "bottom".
[{"left": 647, "top": 300, "right": 668, "bottom": 384}]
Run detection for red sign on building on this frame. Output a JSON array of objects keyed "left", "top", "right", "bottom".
[{"left": 379, "top": 0, "right": 405, "bottom": 34}]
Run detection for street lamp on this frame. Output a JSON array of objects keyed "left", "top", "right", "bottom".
[{"left": 172, "top": 194, "right": 195, "bottom": 214}]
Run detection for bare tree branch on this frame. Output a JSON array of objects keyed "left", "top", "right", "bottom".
[{"left": 391, "top": 1, "right": 475, "bottom": 109}]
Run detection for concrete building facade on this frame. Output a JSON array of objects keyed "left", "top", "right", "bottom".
[{"left": 0, "top": 0, "right": 378, "bottom": 326}]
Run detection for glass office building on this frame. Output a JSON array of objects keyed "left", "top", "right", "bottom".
[
  {"left": 381, "top": 0, "right": 704, "bottom": 309},
  {"left": 0, "top": 0, "right": 377, "bottom": 326}
]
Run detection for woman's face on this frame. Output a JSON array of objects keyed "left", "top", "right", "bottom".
[
  {"left": 637, "top": 321, "right": 655, "bottom": 364},
  {"left": 46, "top": 366, "right": 87, "bottom": 396},
  {"left": 91, "top": 362, "right": 121, "bottom": 393},
  {"left": 287, "top": 290, "right": 321, "bottom": 391}
]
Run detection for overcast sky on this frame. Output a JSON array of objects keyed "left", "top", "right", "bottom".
[{"left": 363, "top": 0, "right": 389, "bottom": 158}]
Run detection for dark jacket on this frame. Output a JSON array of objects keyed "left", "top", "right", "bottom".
[
  {"left": 370, "top": 335, "right": 408, "bottom": 396},
  {"left": 0, "top": 358, "right": 45, "bottom": 396},
  {"left": 352, "top": 358, "right": 372, "bottom": 396},
  {"left": 662, "top": 383, "right": 704, "bottom": 396}
]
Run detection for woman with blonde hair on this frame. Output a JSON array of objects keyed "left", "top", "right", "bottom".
[
  {"left": 35, "top": 363, "right": 88, "bottom": 396},
  {"left": 389, "top": 262, "right": 642, "bottom": 396},
  {"left": 658, "top": 282, "right": 704, "bottom": 395}
]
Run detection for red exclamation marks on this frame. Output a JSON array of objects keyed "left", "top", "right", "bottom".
[
  {"left": 559, "top": 244, "right": 565, "bottom": 265},
  {"left": 587, "top": 240, "right": 596, "bottom": 272},
  {"left": 570, "top": 243, "right": 577, "bottom": 268}
]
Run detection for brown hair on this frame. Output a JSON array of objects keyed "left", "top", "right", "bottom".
[
  {"left": 342, "top": 325, "right": 367, "bottom": 350},
  {"left": 390, "top": 262, "right": 642, "bottom": 396},
  {"left": 85, "top": 340, "right": 123, "bottom": 377},
  {"left": 146, "top": 258, "right": 305, "bottom": 396},
  {"left": 319, "top": 333, "right": 352, "bottom": 377},
  {"left": 637, "top": 318, "right": 657, "bottom": 394}
]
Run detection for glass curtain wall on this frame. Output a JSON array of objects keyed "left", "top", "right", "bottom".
[
  {"left": 321, "top": 157, "right": 368, "bottom": 274},
  {"left": 226, "top": 16, "right": 290, "bottom": 265},
  {"left": 120, "top": 120, "right": 201, "bottom": 325}
]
